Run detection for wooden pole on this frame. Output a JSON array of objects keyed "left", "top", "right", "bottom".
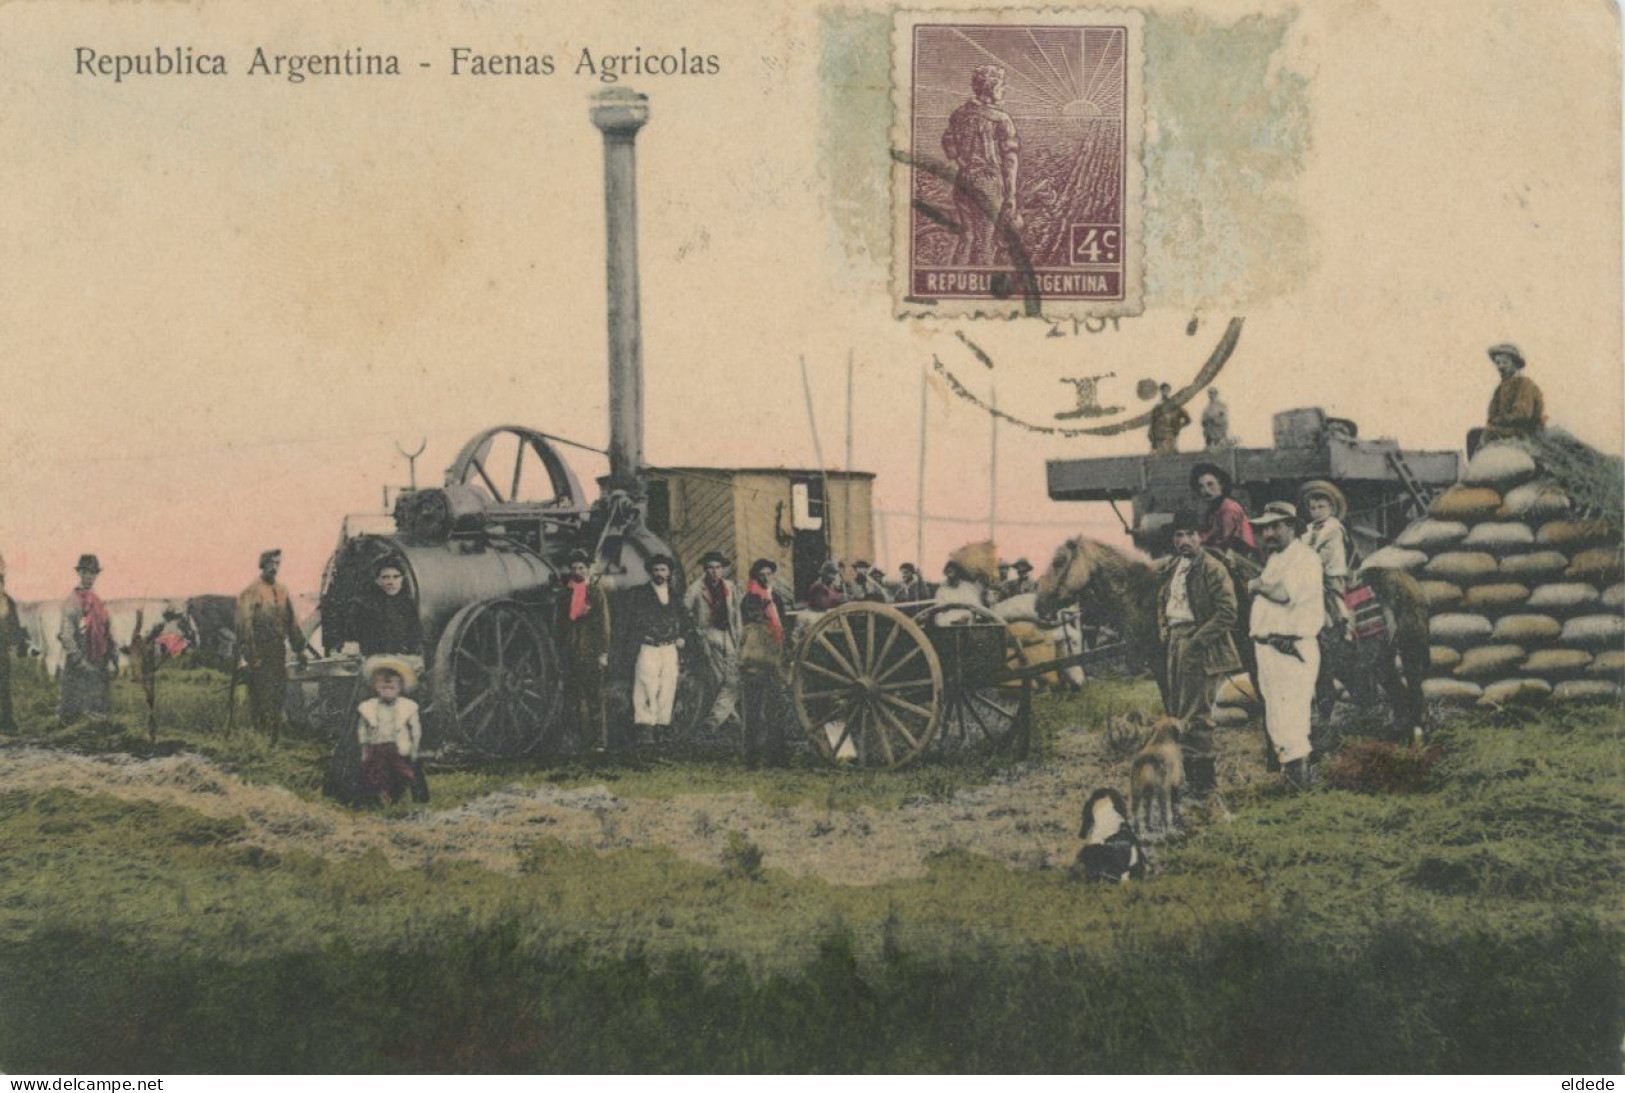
[
  {"left": 798, "top": 355, "right": 835, "bottom": 557},
  {"left": 844, "top": 350, "right": 854, "bottom": 565},
  {"left": 916, "top": 364, "right": 928, "bottom": 573},
  {"left": 989, "top": 386, "right": 999, "bottom": 546}
]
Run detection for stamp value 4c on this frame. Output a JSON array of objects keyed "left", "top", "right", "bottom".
[{"left": 892, "top": 9, "right": 1144, "bottom": 319}]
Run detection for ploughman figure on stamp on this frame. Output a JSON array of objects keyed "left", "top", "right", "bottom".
[{"left": 942, "top": 64, "right": 1023, "bottom": 267}]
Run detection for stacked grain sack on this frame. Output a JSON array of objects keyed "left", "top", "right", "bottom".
[{"left": 1370, "top": 441, "right": 1624, "bottom": 710}]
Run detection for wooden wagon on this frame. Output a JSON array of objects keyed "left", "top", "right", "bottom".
[{"left": 788, "top": 599, "right": 1118, "bottom": 768}]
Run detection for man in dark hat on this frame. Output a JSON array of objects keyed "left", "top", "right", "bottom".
[
  {"left": 1247, "top": 502, "right": 1325, "bottom": 789},
  {"left": 1480, "top": 342, "right": 1546, "bottom": 447},
  {"left": 891, "top": 562, "right": 934, "bottom": 603},
  {"left": 739, "top": 557, "right": 794, "bottom": 765},
  {"left": 685, "top": 550, "right": 742, "bottom": 732},
  {"left": 557, "top": 549, "right": 611, "bottom": 749},
  {"left": 844, "top": 558, "right": 890, "bottom": 603},
  {"left": 59, "top": 554, "right": 118, "bottom": 724},
  {"left": 1157, "top": 511, "right": 1241, "bottom": 799},
  {"left": 235, "top": 549, "right": 305, "bottom": 743},
  {"left": 1000, "top": 558, "right": 1038, "bottom": 599},
  {"left": 1147, "top": 382, "right": 1191, "bottom": 455},
  {"left": 1190, "top": 462, "right": 1256, "bottom": 559},
  {"left": 625, "top": 553, "right": 689, "bottom": 744},
  {"left": 806, "top": 561, "right": 845, "bottom": 611}
]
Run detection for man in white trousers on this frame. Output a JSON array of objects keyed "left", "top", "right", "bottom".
[
  {"left": 626, "top": 554, "right": 687, "bottom": 746},
  {"left": 1247, "top": 501, "right": 1325, "bottom": 789}
]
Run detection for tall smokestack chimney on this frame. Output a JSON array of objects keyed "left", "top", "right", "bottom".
[{"left": 590, "top": 88, "right": 650, "bottom": 495}]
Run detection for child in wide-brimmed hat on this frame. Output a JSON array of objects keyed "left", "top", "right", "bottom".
[{"left": 355, "top": 657, "right": 424, "bottom": 805}]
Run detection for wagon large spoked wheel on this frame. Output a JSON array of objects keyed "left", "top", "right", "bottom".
[
  {"left": 432, "top": 599, "right": 564, "bottom": 757},
  {"left": 791, "top": 603, "right": 943, "bottom": 768},
  {"left": 916, "top": 603, "right": 1033, "bottom": 758}
]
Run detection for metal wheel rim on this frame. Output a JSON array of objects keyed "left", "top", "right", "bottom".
[
  {"left": 434, "top": 599, "right": 562, "bottom": 757},
  {"left": 916, "top": 603, "right": 1033, "bottom": 756},
  {"left": 791, "top": 603, "right": 943, "bottom": 769}
]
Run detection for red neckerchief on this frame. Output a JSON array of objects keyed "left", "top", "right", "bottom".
[
  {"left": 747, "top": 579, "right": 783, "bottom": 646},
  {"left": 567, "top": 576, "right": 591, "bottom": 621},
  {"left": 76, "top": 588, "right": 110, "bottom": 661},
  {"left": 704, "top": 575, "right": 730, "bottom": 630}
]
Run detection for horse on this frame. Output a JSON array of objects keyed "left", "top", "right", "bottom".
[{"left": 1035, "top": 536, "right": 1431, "bottom": 739}]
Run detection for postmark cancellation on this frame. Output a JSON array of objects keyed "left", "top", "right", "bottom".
[{"left": 891, "top": 9, "right": 1145, "bottom": 319}]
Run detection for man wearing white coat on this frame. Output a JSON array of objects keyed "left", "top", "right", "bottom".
[{"left": 1247, "top": 501, "right": 1325, "bottom": 788}]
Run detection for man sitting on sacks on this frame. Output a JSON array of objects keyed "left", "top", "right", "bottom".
[
  {"left": 1156, "top": 510, "right": 1241, "bottom": 800},
  {"left": 1247, "top": 501, "right": 1325, "bottom": 789},
  {"left": 1470, "top": 342, "right": 1546, "bottom": 455}
]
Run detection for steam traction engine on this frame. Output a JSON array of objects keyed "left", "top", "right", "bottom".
[
  {"left": 314, "top": 90, "right": 675, "bottom": 758},
  {"left": 318, "top": 425, "right": 669, "bottom": 757}
]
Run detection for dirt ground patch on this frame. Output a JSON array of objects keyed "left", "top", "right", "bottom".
[{"left": 0, "top": 722, "right": 1276, "bottom": 885}]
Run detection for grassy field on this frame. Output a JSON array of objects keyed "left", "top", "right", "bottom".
[{"left": 0, "top": 661, "right": 1620, "bottom": 1072}]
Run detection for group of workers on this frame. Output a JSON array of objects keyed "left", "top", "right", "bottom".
[
  {"left": 1157, "top": 462, "right": 1359, "bottom": 792},
  {"left": 1156, "top": 344, "right": 1547, "bottom": 790},
  {"left": 1149, "top": 342, "right": 1545, "bottom": 456},
  {"left": 23, "top": 343, "right": 1548, "bottom": 798}
]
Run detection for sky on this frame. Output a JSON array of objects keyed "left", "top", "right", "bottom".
[{"left": 0, "top": 0, "right": 1618, "bottom": 604}]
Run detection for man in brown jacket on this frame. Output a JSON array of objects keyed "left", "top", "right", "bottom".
[
  {"left": 1157, "top": 511, "right": 1242, "bottom": 797},
  {"left": 235, "top": 549, "right": 305, "bottom": 743},
  {"left": 1147, "top": 383, "right": 1191, "bottom": 455},
  {"left": 1482, "top": 343, "right": 1545, "bottom": 444}
]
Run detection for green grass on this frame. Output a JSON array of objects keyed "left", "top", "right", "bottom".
[
  {"left": 1, "top": 662, "right": 1621, "bottom": 1071},
  {"left": 4, "top": 661, "right": 1085, "bottom": 814}
]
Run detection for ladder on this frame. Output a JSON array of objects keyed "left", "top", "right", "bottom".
[{"left": 1386, "top": 449, "right": 1434, "bottom": 518}]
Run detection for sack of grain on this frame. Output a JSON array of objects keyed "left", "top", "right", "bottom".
[
  {"left": 1558, "top": 614, "right": 1625, "bottom": 650},
  {"left": 1526, "top": 583, "right": 1602, "bottom": 616},
  {"left": 1209, "top": 705, "right": 1252, "bottom": 727},
  {"left": 1452, "top": 644, "right": 1527, "bottom": 681},
  {"left": 1423, "top": 678, "right": 1482, "bottom": 705},
  {"left": 1565, "top": 548, "right": 1625, "bottom": 586},
  {"left": 1518, "top": 649, "right": 1593, "bottom": 680},
  {"left": 1361, "top": 546, "right": 1429, "bottom": 573},
  {"left": 1429, "top": 487, "right": 1504, "bottom": 522},
  {"left": 1461, "top": 583, "right": 1530, "bottom": 612},
  {"left": 1214, "top": 672, "right": 1260, "bottom": 709},
  {"left": 1429, "top": 645, "right": 1462, "bottom": 673},
  {"left": 1499, "top": 551, "right": 1571, "bottom": 582},
  {"left": 1586, "top": 650, "right": 1625, "bottom": 679},
  {"left": 1498, "top": 480, "right": 1572, "bottom": 521},
  {"left": 1552, "top": 680, "right": 1620, "bottom": 705},
  {"left": 1477, "top": 678, "right": 1553, "bottom": 707},
  {"left": 1463, "top": 522, "right": 1536, "bottom": 555},
  {"left": 1461, "top": 444, "right": 1538, "bottom": 489},
  {"left": 1396, "top": 519, "right": 1469, "bottom": 551},
  {"left": 1428, "top": 613, "right": 1494, "bottom": 648},
  {"left": 1418, "top": 580, "right": 1464, "bottom": 610},
  {"left": 1602, "top": 584, "right": 1625, "bottom": 612},
  {"left": 1423, "top": 552, "right": 1499, "bottom": 585},
  {"left": 1490, "top": 614, "right": 1562, "bottom": 644},
  {"left": 1536, "top": 520, "right": 1615, "bottom": 550}
]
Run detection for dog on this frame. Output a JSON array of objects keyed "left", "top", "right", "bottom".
[
  {"left": 1072, "top": 787, "right": 1147, "bottom": 882},
  {"left": 1130, "top": 717, "right": 1185, "bottom": 839}
]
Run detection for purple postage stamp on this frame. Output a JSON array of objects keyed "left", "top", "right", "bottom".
[{"left": 891, "top": 9, "right": 1144, "bottom": 319}]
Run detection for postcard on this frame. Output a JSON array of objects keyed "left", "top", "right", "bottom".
[{"left": 0, "top": 0, "right": 1619, "bottom": 1075}]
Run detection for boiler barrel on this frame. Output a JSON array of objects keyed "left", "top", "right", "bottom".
[{"left": 397, "top": 541, "right": 558, "bottom": 640}]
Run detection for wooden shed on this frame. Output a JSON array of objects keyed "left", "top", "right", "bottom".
[{"left": 646, "top": 467, "right": 876, "bottom": 599}]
